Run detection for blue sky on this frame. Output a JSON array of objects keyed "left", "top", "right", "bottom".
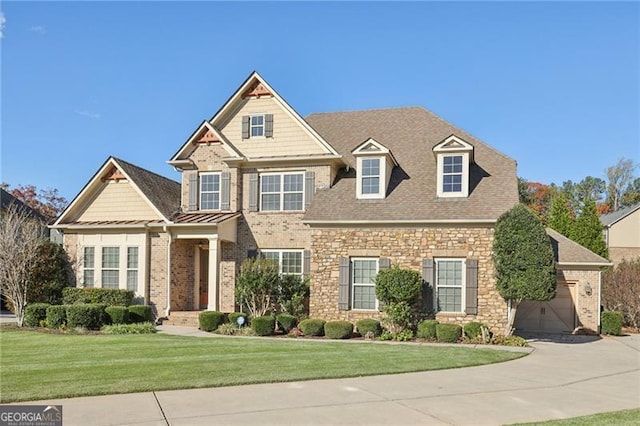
[{"left": 1, "top": 1, "right": 638, "bottom": 202}]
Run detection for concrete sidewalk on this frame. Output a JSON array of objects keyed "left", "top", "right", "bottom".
[{"left": 7, "top": 328, "right": 640, "bottom": 425}]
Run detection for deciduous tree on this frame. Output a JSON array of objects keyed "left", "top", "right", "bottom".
[
  {"left": 2, "top": 184, "right": 67, "bottom": 223},
  {"left": 606, "top": 157, "right": 636, "bottom": 211}
]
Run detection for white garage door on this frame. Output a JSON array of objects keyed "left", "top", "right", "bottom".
[{"left": 515, "top": 282, "right": 576, "bottom": 333}]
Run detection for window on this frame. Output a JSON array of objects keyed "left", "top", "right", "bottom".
[
  {"left": 262, "top": 250, "right": 303, "bottom": 275},
  {"left": 442, "top": 155, "right": 463, "bottom": 193},
  {"left": 200, "top": 173, "right": 220, "bottom": 210},
  {"left": 361, "top": 158, "right": 381, "bottom": 195},
  {"left": 250, "top": 115, "right": 264, "bottom": 137},
  {"left": 83, "top": 247, "right": 95, "bottom": 288},
  {"left": 436, "top": 259, "right": 465, "bottom": 312},
  {"left": 260, "top": 173, "right": 304, "bottom": 211},
  {"left": 351, "top": 258, "right": 378, "bottom": 310},
  {"left": 101, "top": 247, "right": 120, "bottom": 289},
  {"left": 127, "top": 247, "right": 139, "bottom": 292}
]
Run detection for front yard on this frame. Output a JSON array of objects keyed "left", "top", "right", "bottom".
[{"left": 0, "top": 328, "right": 525, "bottom": 402}]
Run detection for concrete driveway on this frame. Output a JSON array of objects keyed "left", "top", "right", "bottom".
[{"left": 6, "top": 330, "right": 639, "bottom": 425}]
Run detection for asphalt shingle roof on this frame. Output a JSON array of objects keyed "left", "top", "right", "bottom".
[
  {"left": 599, "top": 203, "right": 640, "bottom": 227},
  {"left": 546, "top": 228, "right": 610, "bottom": 265}
]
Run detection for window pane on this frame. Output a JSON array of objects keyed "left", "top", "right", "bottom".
[
  {"left": 261, "top": 175, "right": 280, "bottom": 193},
  {"left": 83, "top": 270, "right": 94, "bottom": 288},
  {"left": 282, "top": 252, "right": 302, "bottom": 274},
  {"left": 443, "top": 175, "right": 462, "bottom": 193},
  {"left": 201, "top": 193, "right": 220, "bottom": 210},
  {"left": 362, "top": 158, "right": 380, "bottom": 177},
  {"left": 127, "top": 270, "right": 138, "bottom": 292},
  {"left": 261, "top": 194, "right": 280, "bottom": 211},
  {"left": 263, "top": 252, "right": 279, "bottom": 262},
  {"left": 362, "top": 177, "right": 380, "bottom": 194},
  {"left": 102, "top": 270, "right": 119, "bottom": 289},
  {"left": 283, "top": 174, "right": 303, "bottom": 192},
  {"left": 201, "top": 174, "right": 219, "bottom": 192},
  {"left": 127, "top": 247, "right": 138, "bottom": 269},
  {"left": 437, "top": 287, "right": 462, "bottom": 312},
  {"left": 102, "top": 247, "right": 119, "bottom": 269},
  {"left": 283, "top": 193, "right": 303, "bottom": 210},
  {"left": 353, "top": 260, "right": 377, "bottom": 284},
  {"left": 251, "top": 115, "right": 264, "bottom": 126},
  {"left": 84, "top": 247, "right": 95, "bottom": 268},
  {"left": 353, "top": 285, "right": 376, "bottom": 310}
]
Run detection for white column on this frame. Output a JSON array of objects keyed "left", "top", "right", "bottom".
[{"left": 207, "top": 236, "right": 220, "bottom": 311}]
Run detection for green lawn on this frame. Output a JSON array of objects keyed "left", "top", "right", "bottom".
[
  {"left": 0, "top": 329, "right": 525, "bottom": 402},
  {"left": 511, "top": 408, "right": 640, "bottom": 425}
]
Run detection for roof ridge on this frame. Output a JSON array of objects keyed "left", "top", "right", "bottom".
[
  {"left": 111, "top": 156, "right": 180, "bottom": 185},
  {"left": 306, "top": 105, "right": 424, "bottom": 117}
]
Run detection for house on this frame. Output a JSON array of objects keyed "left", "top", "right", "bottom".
[
  {"left": 52, "top": 71, "right": 610, "bottom": 335},
  {"left": 599, "top": 203, "right": 640, "bottom": 264}
]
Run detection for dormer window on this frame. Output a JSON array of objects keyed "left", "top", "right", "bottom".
[
  {"left": 361, "top": 158, "right": 381, "bottom": 195},
  {"left": 352, "top": 138, "right": 397, "bottom": 200},
  {"left": 433, "top": 135, "right": 474, "bottom": 198}
]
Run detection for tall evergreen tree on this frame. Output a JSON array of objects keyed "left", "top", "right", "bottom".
[
  {"left": 548, "top": 193, "right": 574, "bottom": 238},
  {"left": 572, "top": 198, "right": 608, "bottom": 258}
]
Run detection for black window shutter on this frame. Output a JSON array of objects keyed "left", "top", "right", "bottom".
[
  {"left": 465, "top": 259, "right": 478, "bottom": 315},
  {"left": 265, "top": 114, "right": 274, "bottom": 137},
  {"left": 188, "top": 173, "right": 198, "bottom": 211},
  {"left": 247, "top": 249, "right": 258, "bottom": 259},
  {"left": 248, "top": 173, "right": 259, "bottom": 212},
  {"left": 304, "top": 171, "right": 315, "bottom": 210},
  {"left": 302, "top": 250, "right": 311, "bottom": 279},
  {"left": 377, "top": 257, "right": 390, "bottom": 311},
  {"left": 422, "top": 258, "right": 435, "bottom": 314},
  {"left": 338, "top": 257, "right": 350, "bottom": 311},
  {"left": 220, "top": 172, "right": 231, "bottom": 211},
  {"left": 242, "top": 116, "right": 250, "bottom": 139}
]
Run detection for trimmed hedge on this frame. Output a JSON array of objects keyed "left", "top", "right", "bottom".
[
  {"left": 463, "top": 321, "right": 486, "bottom": 339},
  {"left": 276, "top": 313, "right": 297, "bottom": 333},
  {"left": 324, "top": 320, "right": 353, "bottom": 339},
  {"left": 24, "top": 303, "right": 50, "bottom": 327},
  {"left": 66, "top": 304, "right": 106, "bottom": 329},
  {"left": 199, "top": 311, "right": 226, "bottom": 332},
  {"left": 63, "top": 288, "right": 134, "bottom": 306},
  {"left": 128, "top": 305, "right": 152, "bottom": 323},
  {"left": 299, "top": 318, "right": 326, "bottom": 336},
  {"left": 102, "top": 322, "right": 156, "bottom": 334},
  {"left": 356, "top": 319, "right": 382, "bottom": 337},
  {"left": 252, "top": 316, "right": 276, "bottom": 336},
  {"left": 416, "top": 319, "right": 439, "bottom": 339},
  {"left": 105, "top": 306, "right": 129, "bottom": 325},
  {"left": 436, "top": 323, "right": 462, "bottom": 343},
  {"left": 601, "top": 311, "right": 623, "bottom": 336},
  {"left": 228, "top": 312, "right": 249, "bottom": 326},
  {"left": 46, "top": 305, "right": 67, "bottom": 328}
]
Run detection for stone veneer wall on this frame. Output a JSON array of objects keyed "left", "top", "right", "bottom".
[
  {"left": 557, "top": 268, "right": 601, "bottom": 332},
  {"left": 310, "top": 226, "right": 510, "bottom": 335}
]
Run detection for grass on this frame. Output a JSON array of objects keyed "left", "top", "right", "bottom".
[
  {"left": 0, "top": 328, "right": 525, "bottom": 402},
  {"left": 511, "top": 408, "right": 640, "bottom": 425}
]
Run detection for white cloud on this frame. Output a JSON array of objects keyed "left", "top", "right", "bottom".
[
  {"left": 29, "top": 25, "right": 46, "bottom": 35},
  {"left": 75, "top": 110, "right": 101, "bottom": 119},
  {"left": 1, "top": 12, "right": 6, "bottom": 38}
]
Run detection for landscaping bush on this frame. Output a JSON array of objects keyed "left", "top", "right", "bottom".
[
  {"left": 63, "top": 288, "right": 134, "bottom": 306},
  {"left": 603, "top": 258, "right": 640, "bottom": 328},
  {"left": 324, "top": 320, "right": 353, "bottom": 339},
  {"left": 105, "top": 306, "right": 129, "bottom": 325},
  {"left": 375, "top": 265, "right": 422, "bottom": 334},
  {"left": 228, "top": 312, "right": 249, "bottom": 326},
  {"left": 436, "top": 323, "right": 462, "bottom": 343},
  {"left": 27, "top": 241, "right": 72, "bottom": 305},
  {"left": 199, "top": 311, "right": 226, "bottom": 332},
  {"left": 251, "top": 316, "right": 276, "bottom": 336},
  {"left": 299, "top": 318, "right": 326, "bottom": 336},
  {"left": 380, "top": 329, "right": 414, "bottom": 341},
  {"left": 276, "top": 313, "right": 297, "bottom": 333},
  {"left": 66, "top": 304, "right": 106, "bottom": 330},
  {"left": 215, "top": 323, "right": 256, "bottom": 336},
  {"left": 416, "top": 319, "right": 439, "bottom": 339},
  {"left": 278, "top": 274, "right": 310, "bottom": 318},
  {"left": 128, "top": 305, "right": 153, "bottom": 323},
  {"left": 463, "top": 322, "right": 486, "bottom": 339},
  {"left": 356, "top": 318, "right": 382, "bottom": 337},
  {"left": 45, "top": 305, "right": 67, "bottom": 328},
  {"left": 601, "top": 311, "right": 623, "bottom": 336},
  {"left": 491, "top": 335, "right": 529, "bottom": 347},
  {"left": 101, "top": 322, "right": 156, "bottom": 334},
  {"left": 23, "top": 303, "right": 50, "bottom": 327}
]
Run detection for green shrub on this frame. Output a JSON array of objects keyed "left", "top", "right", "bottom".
[
  {"left": 416, "top": 319, "right": 439, "bottom": 339},
  {"left": 324, "top": 320, "right": 353, "bottom": 339},
  {"left": 299, "top": 318, "right": 326, "bottom": 336},
  {"left": 63, "top": 288, "right": 134, "bottom": 306},
  {"left": 491, "top": 335, "right": 529, "bottom": 347},
  {"left": 23, "top": 303, "right": 50, "bottom": 327},
  {"left": 128, "top": 305, "right": 152, "bottom": 323},
  {"left": 252, "top": 316, "right": 276, "bottom": 336},
  {"left": 228, "top": 312, "right": 249, "bottom": 326},
  {"left": 276, "top": 313, "right": 297, "bottom": 332},
  {"left": 199, "top": 311, "right": 226, "bottom": 332},
  {"left": 66, "top": 304, "right": 106, "bottom": 330},
  {"left": 463, "top": 322, "right": 486, "bottom": 339},
  {"left": 380, "top": 329, "right": 414, "bottom": 341},
  {"left": 27, "top": 241, "right": 72, "bottom": 305},
  {"left": 278, "top": 274, "right": 310, "bottom": 318},
  {"left": 356, "top": 319, "right": 382, "bottom": 337},
  {"left": 375, "top": 266, "right": 422, "bottom": 334},
  {"left": 105, "top": 306, "right": 129, "bottom": 325},
  {"left": 436, "top": 323, "right": 462, "bottom": 343},
  {"left": 601, "top": 311, "right": 623, "bottom": 336},
  {"left": 45, "top": 305, "right": 67, "bottom": 328},
  {"left": 101, "top": 322, "right": 156, "bottom": 334}
]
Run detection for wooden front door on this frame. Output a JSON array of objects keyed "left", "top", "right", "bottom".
[{"left": 199, "top": 248, "right": 209, "bottom": 310}]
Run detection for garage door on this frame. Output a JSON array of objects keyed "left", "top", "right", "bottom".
[{"left": 515, "top": 283, "right": 576, "bottom": 333}]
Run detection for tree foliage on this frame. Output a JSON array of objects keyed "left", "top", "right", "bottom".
[
  {"left": 602, "top": 258, "right": 640, "bottom": 328},
  {"left": 606, "top": 157, "right": 636, "bottom": 211},
  {"left": 2, "top": 184, "right": 67, "bottom": 223},
  {"left": 235, "top": 257, "right": 280, "bottom": 318},
  {"left": 548, "top": 193, "right": 574, "bottom": 238},
  {"left": 375, "top": 265, "right": 422, "bottom": 334},
  {"left": 26, "top": 241, "right": 73, "bottom": 305},
  {"left": 277, "top": 274, "right": 310, "bottom": 318},
  {"left": 572, "top": 198, "right": 608, "bottom": 258}
]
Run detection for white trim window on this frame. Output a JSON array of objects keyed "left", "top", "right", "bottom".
[
  {"left": 83, "top": 247, "right": 95, "bottom": 288},
  {"left": 260, "top": 172, "right": 304, "bottom": 211},
  {"left": 436, "top": 152, "right": 470, "bottom": 197},
  {"left": 126, "top": 247, "right": 139, "bottom": 292},
  {"left": 101, "top": 247, "right": 120, "bottom": 289},
  {"left": 435, "top": 259, "right": 465, "bottom": 312},
  {"left": 200, "top": 172, "right": 221, "bottom": 210},
  {"left": 361, "top": 158, "right": 381, "bottom": 195},
  {"left": 250, "top": 115, "right": 265, "bottom": 138},
  {"left": 262, "top": 250, "right": 303, "bottom": 275},
  {"left": 351, "top": 258, "right": 378, "bottom": 310}
]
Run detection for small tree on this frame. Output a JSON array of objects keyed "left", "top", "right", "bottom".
[
  {"left": 572, "top": 198, "right": 608, "bottom": 258},
  {"left": 548, "top": 193, "right": 574, "bottom": 238},
  {"left": 374, "top": 265, "right": 422, "bottom": 334},
  {"left": 493, "top": 204, "right": 556, "bottom": 335},
  {"left": 278, "top": 274, "right": 309, "bottom": 318},
  {"left": 27, "top": 240, "right": 73, "bottom": 304},
  {"left": 602, "top": 258, "right": 640, "bottom": 328},
  {"left": 235, "top": 257, "right": 280, "bottom": 318}
]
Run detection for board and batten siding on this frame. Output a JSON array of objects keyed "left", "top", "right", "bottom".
[{"left": 75, "top": 181, "right": 161, "bottom": 222}]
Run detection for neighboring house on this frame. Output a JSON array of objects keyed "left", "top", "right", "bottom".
[
  {"left": 599, "top": 203, "right": 640, "bottom": 264},
  {"left": 52, "top": 71, "right": 610, "bottom": 335}
]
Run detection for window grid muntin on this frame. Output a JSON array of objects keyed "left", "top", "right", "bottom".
[
  {"left": 261, "top": 250, "right": 303, "bottom": 276},
  {"left": 442, "top": 155, "right": 463, "bottom": 193},
  {"left": 200, "top": 173, "right": 221, "bottom": 210},
  {"left": 101, "top": 247, "right": 120, "bottom": 289},
  {"left": 250, "top": 115, "right": 265, "bottom": 137},
  {"left": 352, "top": 258, "right": 378, "bottom": 310},
  {"left": 361, "top": 158, "right": 381, "bottom": 195},
  {"left": 127, "top": 247, "right": 139, "bottom": 292},
  {"left": 83, "top": 247, "right": 95, "bottom": 288},
  {"left": 436, "top": 259, "right": 464, "bottom": 313},
  {"left": 260, "top": 173, "right": 304, "bottom": 211}
]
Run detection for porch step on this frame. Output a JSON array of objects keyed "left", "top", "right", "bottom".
[{"left": 163, "top": 311, "right": 200, "bottom": 328}]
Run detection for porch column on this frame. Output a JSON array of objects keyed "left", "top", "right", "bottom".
[{"left": 207, "top": 236, "right": 220, "bottom": 311}]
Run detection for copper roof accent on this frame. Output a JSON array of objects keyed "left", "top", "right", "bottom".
[
  {"left": 546, "top": 228, "right": 610, "bottom": 265},
  {"left": 64, "top": 220, "right": 152, "bottom": 226},
  {"left": 172, "top": 212, "right": 240, "bottom": 224}
]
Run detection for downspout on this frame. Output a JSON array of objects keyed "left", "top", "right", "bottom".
[
  {"left": 163, "top": 225, "right": 173, "bottom": 318},
  {"left": 597, "top": 269, "right": 602, "bottom": 334}
]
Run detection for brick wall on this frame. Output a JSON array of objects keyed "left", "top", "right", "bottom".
[
  {"left": 170, "top": 239, "right": 196, "bottom": 311},
  {"left": 149, "top": 232, "right": 169, "bottom": 318}
]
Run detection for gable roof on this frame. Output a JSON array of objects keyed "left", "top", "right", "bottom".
[
  {"left": 599, "top": 202, "right": 640, "bottom": 227},
  {"left": 0, "top": 188, "right": 48, "bottom": 223},
  {"left": 303, "top": 107, "right": 519, "bottom": 223},
  {"left": 546, "top": 228, "right": 611, "bottom": 266},
  {"left": 54, "top": 157, "right": 181, "bottom": 226}
]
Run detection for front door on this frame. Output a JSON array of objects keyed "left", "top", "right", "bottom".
[{"left": 199, "top": 248, "right": 209, "bottom": 310}]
